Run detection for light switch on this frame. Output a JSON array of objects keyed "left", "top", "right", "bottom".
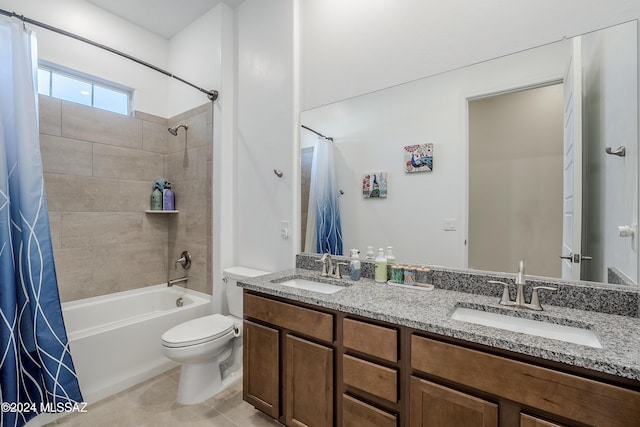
[
  {"left": 443, "top": 219, "right": 456, "bottom": 231},
  {"left": 281, "top": 220, "right": 289, "bottom": 239}
]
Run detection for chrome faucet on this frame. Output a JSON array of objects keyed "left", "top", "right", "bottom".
[
  {"left": 175, "top": 251, "right": 191, "bottom": 269},
  {"left": 168, "top": 276, "right": 188, "bottom": 287},
  {"left": 488, "top": 260, "right": 557, "bottom": 311},
  {"left": 318, "top": 253, "right": 334, "bottom": 277},
  {"left": 317, "top": 253, "right": 347, "bottom": 279}
]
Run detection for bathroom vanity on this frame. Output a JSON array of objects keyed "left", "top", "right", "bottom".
[{"left": 240, "top": 258, "right": 640, "bottom": 427}]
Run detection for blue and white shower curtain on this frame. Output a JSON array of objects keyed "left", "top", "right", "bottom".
[
  {"left": 305, "top": 137, "right": 343, "bottom": 255},
  {"left": 0, "top": 19, "right": 82, "bottom": 427}
]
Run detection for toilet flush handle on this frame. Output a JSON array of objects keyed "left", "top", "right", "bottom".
[{"left": 233, "top": 324, "right": 240, "bottom": 337}]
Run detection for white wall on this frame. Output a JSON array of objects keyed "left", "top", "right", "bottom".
[
  {"left": 168, "top": 6, "right": 223, "bottom": 118},
  {"left": 234, "top": 0, "right": 297, "bottom": 272},
  {"left": 0, "top": 0, "right": 171, "bottom": 117},
  {"left": 299, "top": 0, "right": 640, "bottom": 110},
  {"left": 301, "top": 41, "right": 569, "bottom": 268}
]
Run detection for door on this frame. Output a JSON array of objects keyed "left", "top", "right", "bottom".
[
  {"left": 243, "top": 320, "right": 280, "bottom": 418},
  {"left": 410, "top": 376, "right": 498, "bottom": 427},
  {"left": 562, "top": 36, "right": 584, "bottom": 280},
  {"left": 285, "top": 334, "right": 333, "bottom": 427}
]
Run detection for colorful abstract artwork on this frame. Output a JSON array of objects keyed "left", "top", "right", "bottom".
[
  {"left": 404, "top": 143, "right": 433, "bottom": 173},
  {"left": 362, "top": 172, "right": 387, "bottom": 198}
]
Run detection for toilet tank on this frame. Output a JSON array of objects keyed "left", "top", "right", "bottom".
[{"left": 223, "top": 266, "right": 270, "bottom": 317}]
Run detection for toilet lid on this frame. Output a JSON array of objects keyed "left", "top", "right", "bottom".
[{"left": 162, "top": 314, "right": 235, "bottom": 348}]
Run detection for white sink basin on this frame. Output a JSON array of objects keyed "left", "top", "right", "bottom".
[
  {"left": 274, "top": 278, "right": 347, "bottom": 294},
  {"left": 450, "top": 307, "right": 602, "bottom": 348}
]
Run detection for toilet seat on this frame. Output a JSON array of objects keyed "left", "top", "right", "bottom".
[{"left": 162, "top": 314, "right": 235, "bottom": 348}]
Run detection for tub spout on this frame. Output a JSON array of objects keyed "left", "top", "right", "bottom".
[{"left": 168, "top": 276, "right": 188, "bottom": 287}]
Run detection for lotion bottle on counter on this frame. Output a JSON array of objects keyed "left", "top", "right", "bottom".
[
  {"left": 349, "top": 249, "right": 361, "bottom": 281},
  {"left": 374, "top": 248, "right": 387, "bottom": 283}
]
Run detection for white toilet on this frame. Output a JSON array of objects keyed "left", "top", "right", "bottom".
[{"left": 161, "top": 266, "right": 269, "bottom": 405}]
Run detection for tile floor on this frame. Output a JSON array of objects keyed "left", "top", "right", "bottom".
[{"left": 46, "top": 368, "right": 282, "bottom": 427}]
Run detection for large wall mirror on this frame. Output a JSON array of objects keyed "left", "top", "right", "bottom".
[{"left": 300, "top": 20, "right": 638, "bottom": 286}]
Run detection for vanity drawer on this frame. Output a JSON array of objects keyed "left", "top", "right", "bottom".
[
  {"left": 411, "top": 335, "right": 640, "bottom": 427},
  {"left": 343, "top": 318, "right": 397, "bottom": 362},
  {"left": 343, "top": 394, "right": 397, "bottom": 427},
  {"left": 244, "top": 293, "right": 333, "bottom": 342},
  {"left": 343, "top": 354, "right": 397, "bottom": 402}
]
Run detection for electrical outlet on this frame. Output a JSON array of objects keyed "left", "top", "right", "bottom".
[{"left": 281, "top": 220, "right": 289, "bottom": 239}]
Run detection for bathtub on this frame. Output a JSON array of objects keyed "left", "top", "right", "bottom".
[{"left": 62, "top": 284, "right": 212, "bottom": 404}]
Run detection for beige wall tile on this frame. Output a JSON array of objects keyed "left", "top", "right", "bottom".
[
  {"left": 38, "top": 95, "right": 61, "bottom": 136},
  {"left": 143, "top": 120, "right": 168, "bottom": 154},
  {"left": 165, "top": 145, "right": 207, "bottom": 182},
  {"left": 171, "top": 179, "right": 208, "bottom": 245},
  {"left": 207, "top": 123, "right": 213, "bottom": 161},
  {"left": 93, "top": 143, "right": 164, "bottom": 181},
  {"left": 54, "top": 247, "right": 94, "bottom": 302},
  {"left": 43, "top": 103, "right": 213, "bottom": 301},
  {"left": 48, "top": 212, "right": 62, "bottom": 250},
  {"left": 142, "top": 213, "right": 169, "bottom": 243},
  {"left": 119, "top": 180, "right": 156, "bottom": 212},
  {"left": 61, "top": 212, "right": 142, "bottom": 248},
  {"left": 45, "top": 175, "right": 119, "bottom": 212},
  {"left": 185, "top": 111, "right": 209, "bottom": 150},
  {"left": 92, "top": 243, "right": 168, "bottom": 284},
  {"left": 40, "top": 135, "right": 92, "bottom": 176},
  {"left": 168, "top": 102, "right": 211, "bottom": 124},
  {"left": 133, "top": 110, "right": 167, "bottom": 125},
  {"left": 62, "top": 101, "right": 142, "bottom": 149}
]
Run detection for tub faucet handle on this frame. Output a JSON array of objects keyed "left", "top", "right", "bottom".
[{"left": 175, "top": 251, "right": 191, "bottom": 269}]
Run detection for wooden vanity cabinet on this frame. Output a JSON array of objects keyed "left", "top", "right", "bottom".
[
  {"left": 342, "top": 317, "right": 400, "bottom": 426},
  {"left": 244, "top": 289, "right": 640, "bottom": 427},
  {"left": 243, "top": 291, "right": 335, "bottom": 427},
  {"left": 410, "top": 335, "right": 640, "bottom": 427}
]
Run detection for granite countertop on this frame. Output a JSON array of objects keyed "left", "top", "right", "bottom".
[{"left": 239, "top": 268, "right": 640, "bottom": 382}]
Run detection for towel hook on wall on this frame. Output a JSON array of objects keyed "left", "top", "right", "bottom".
[
  {"left": 273, "top": 169, "right": 284, "bottom": 178},
  {"left": 605, "top": 146, "right": 626, "bottom": 157}
]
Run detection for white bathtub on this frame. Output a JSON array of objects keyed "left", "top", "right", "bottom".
[{"left": 62, "top": 284, "right": 212, "bottom": 404}]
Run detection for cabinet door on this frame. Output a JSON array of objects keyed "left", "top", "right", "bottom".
[
  {"left": 521, "top": 414, "right": 566, "bottom": 427},
  {"left": 243, "top": 320, "right": 279, "bottom": 418},
  {"left": 410, "top": 376, "right": 497, "bottom": 427},
  {"left": 285, "top": 334, "right": 333, "bottom": 427}
]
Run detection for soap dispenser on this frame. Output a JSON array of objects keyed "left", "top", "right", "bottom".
[
  {"left": 349, "top": 249, "right": 361, "bottom": 281},
  {"left": 374, "top": 248, "right": 387, "bottom": 283},
  {"left": 385, "top": 246, "right": 396, "bottom": 263}
]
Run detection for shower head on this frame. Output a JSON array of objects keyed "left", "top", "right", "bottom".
[{"left": 168, "top": 124, "right": 188, "bottom": 136}]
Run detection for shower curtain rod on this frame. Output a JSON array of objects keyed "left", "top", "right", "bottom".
[
  {"left": 0, "top": 8, "right": 219, "bottom": 101},
  {"left": 301, "top": 124, "right": 333, "bottom": 141}
]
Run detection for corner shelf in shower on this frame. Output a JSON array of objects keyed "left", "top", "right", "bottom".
[{"left": 145, "top": 210, "right": 179, "bottom": 214}]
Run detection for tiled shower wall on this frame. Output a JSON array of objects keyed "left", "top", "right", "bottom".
[
  {"left": 166, "top": 103, "right": 213, "bottom": 296},
  {"left": 39, "top": 95, "right": 212, "bottom": 302}
]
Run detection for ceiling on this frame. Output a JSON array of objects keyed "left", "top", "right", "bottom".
[{"left": 86, "top": 0, "right": 243, "bottom": 39}]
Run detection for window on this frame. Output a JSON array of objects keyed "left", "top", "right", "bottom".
[{"left": 37, "top": 64, "right": 131, "bottom": 115}]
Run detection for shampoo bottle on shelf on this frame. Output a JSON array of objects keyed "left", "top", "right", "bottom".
[
  {"left": 163, "top": 182, "right": 175, "bottom": 211},
  {"left": 349, "top": 249, "right": 361, "bottom": 281},
  {"left": 150, "top": 187, "right": 162, "bottom": 210},
  {"left": 374, "top": 248, "right": 387, "bottom": 283}
]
